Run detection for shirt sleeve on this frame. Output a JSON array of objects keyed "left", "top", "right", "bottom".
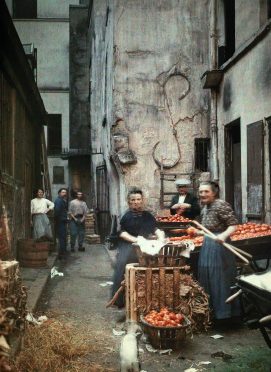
[
  {"left": 54, "top": 198, "right": 61, "bottom": 217},
  {"left": 31, "top": 199, "right": 35, "bottom": 214},
  {"left": 46, "top": 199, "right": 54, "bottom": 210},
  {"left": 217, "top": 201, "right": 238, "bottom": 226},
  {"left": 68, "top": 201, "right": 74, "bottom": 214}
]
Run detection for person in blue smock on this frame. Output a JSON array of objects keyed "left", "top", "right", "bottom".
[
  {"left": 197, "top": 181, "right": 240, "bottom": 326},
  {"left": 111, "top": 187, "right": 165, "bottom": 308}
]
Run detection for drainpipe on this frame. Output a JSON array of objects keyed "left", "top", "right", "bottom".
[{"left": 210, "top": 0, "right": 219, "bottom": 181}]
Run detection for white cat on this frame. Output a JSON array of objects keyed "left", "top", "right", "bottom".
[{"left": 120, "top": 333, "right": 140, "bottom": 372}]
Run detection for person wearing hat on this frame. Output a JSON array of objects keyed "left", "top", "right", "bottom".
[{"left": 169, "top": 179, "right": 200, "bottom": 219}]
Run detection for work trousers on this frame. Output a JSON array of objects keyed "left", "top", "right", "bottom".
[
  {"left": 55, "top": 220, "right": 67, "bottom": 255},
  {"left": 70, "top": 220, "right": 85, "bottom": 249}
]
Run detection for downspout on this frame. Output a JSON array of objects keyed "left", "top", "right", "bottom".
[{"left": 210, "top": 0, "right": 219, "bottom": 181}]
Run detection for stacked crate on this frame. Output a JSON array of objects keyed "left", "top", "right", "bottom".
[
  {"left": 84, "top": 213, "right": 101, "bottom": 244},
  {"left": 0, "top": 260, "right": 27, "bottom": 365}
]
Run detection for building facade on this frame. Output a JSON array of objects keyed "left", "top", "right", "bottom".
[
  {"left": 89, "top": 0, "right": 212, "bottom": 236},
  {"left": 0, "top": 1, "right": 50, "bottom": 258},
  {"left": 208, "top": 0, "right": 271, "bottom": 223},
  {"left": 6, "top": 0, "right": 91, "bottom": 204}
]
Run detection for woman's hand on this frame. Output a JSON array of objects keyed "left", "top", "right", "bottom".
[{"left": 215, "top": 233, "right": 227, "bottom": 244}]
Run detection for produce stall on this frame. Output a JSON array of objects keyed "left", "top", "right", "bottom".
[{"left": 165, "top": 222, "right": 271, "bottom": 275}]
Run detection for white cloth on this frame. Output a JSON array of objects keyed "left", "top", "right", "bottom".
[
  {"left": 240, "top": 270, "right": 271, "bottom": 291},
  {"left": 137, "top": 236, "right": 166, "bottom": 255},
  {"left": 178, "top": 194, "right": 186, "bottom": 204},
  {"left": 31, "top": 198, "right": 54, "bottom": 214}
]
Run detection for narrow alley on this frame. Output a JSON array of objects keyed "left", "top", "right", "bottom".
[
  {"left": 1, "top": 0, "right": 271, "bottom": 371},
  {"left": 33, "top": 246, "right": 270, "bottom": 371}
]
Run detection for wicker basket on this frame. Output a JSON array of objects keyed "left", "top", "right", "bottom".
[
  {"left": 135, "top": 243, "right": 187, "bottom": 267},
  {"left": 140, "top": 314, "right": 191, "bottom": 350}
]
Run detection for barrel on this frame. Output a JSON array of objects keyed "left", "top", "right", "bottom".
[{"left": 18, "top": 239, "right": 49, "bottom": 268}]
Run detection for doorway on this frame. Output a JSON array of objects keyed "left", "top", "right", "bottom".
[
  {"left": 225, "top": 119, "right": 242, "bottom": 221},
  {"left": 96, "top": 162, "right": 111, "bottom": 242}
]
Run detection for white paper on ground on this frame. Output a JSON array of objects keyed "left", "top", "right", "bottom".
[
  {"left": 159, "top": 349, "right": 173, "bottom": 355},
  {"left": 99, "top": 281, "right": 113, "bottom": 287},
  {"left": 145, "top": 343, "right": 158, "bottom": 353},
  {"left": 184, "top": 369, "right": 198, "bottom": 372},
  {"left": 198, "top": 361, "right": 212, "bottom": 365},
  {"left": 37, "top": 315, "right": 48, "bottom": 324},
  {"left": 26, "top": 313, "right": 48, "bottom": 326},
  {"left": 51, "top": 267, "right": 64, "bottom": 278},
  {"left": 210, "top": 334, "right": 224, "bottom": 339}
]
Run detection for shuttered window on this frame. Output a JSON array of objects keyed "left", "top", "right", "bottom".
[
  {"left": 13, "top": 0, "right": 37, "bottom": 19},
  {"left": 247, "top": 121, "right": 264, "bottom": 220},
  {"left": 194, "top": 138, "right": 210, "bottom": 172}
]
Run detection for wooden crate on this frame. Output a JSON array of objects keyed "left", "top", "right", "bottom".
[{"left": 125, "top": 263, "right": 190, "bottom": 321}]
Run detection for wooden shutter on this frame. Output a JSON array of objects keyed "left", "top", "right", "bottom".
[{"left": 247, "top": 121, "right": 264, "bottom": 220}]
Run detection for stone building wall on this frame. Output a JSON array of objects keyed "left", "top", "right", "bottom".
[
  {"left": 216, "top": 1, "right": 271, "bottom": 222},
  {"left": 90, "top": 0, "right": 211, "bottom": 214}
]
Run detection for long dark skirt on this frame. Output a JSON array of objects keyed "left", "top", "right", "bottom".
[
  {"left": 111, "top": 240, "right": 138, "bottom": 308},
  {"left": 198, "top": 235, "right": 240, "bottom": 319}
]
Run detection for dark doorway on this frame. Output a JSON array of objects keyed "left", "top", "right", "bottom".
[
  {"left": 225, "top": 119, "right": 242, "bottom": 221},
  {"left": 96, "top": 163, "right": 111, "bottom": 242},
  {"left": 247, "top": 121, "right": 264, "bottom": 221}
]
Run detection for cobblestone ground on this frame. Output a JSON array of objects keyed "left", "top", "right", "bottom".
[{"left": 37, "top": 244, "right": 271, "bottom": 371}]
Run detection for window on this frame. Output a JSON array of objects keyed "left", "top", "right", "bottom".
[
  {"left": 53, "top": 166, "right": 65, "bottom": 184},
  {"left": 224, "top": 0, "right": 235, "bottom": 60},
  {"left": 13, "top": 0, "right": 37, "bottom": 19},
  {"left": 47, "top": 114, "right": 62, "bottom": 156},
  {"left": 195, "top": 138, "right": 210, "bottom": 172},
  {"left": 268, "top": 0, "right": 271, "bottom": 18}
]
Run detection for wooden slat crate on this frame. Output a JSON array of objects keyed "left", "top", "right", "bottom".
[{"left": 125, "top": 263, "right": 190, "bottom": 321}]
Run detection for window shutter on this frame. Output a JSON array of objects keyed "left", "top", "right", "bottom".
[{"left": 247, "top": 121, "right": 264, "bottom": 220}]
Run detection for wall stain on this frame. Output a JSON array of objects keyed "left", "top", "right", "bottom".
[{"left": 223, "top": 79, "right": 232, "bottom": 111}]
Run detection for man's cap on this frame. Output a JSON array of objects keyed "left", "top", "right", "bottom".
[{"left": 175, "top": 178, "right": 191, "bottom": 186}]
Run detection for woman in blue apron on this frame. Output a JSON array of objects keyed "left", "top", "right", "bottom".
[
  {"left": 197, "top": 182, "right": 240, "bottom": 324},
  {"left": 111, "top": 187, "right": 164, "bottom": 308}
]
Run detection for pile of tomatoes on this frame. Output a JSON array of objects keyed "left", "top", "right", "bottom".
[
  {"left": 156, "top": 215, "right": 191, "bottom": 223},
  {"left": 169, "top": 235, "right": 204, "bottom": 246},
  {"left": 169, "top": 226, "right": 203, "bottom": 246},
  {"left": 230, "top": 223, "right": 271, "bottom": 241},
  {"left": 144, "top": 308, "right": 185, "bottom": 327}
]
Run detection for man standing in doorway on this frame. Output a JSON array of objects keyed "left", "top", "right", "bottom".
[
  {"left": 69, "top": 191, "right": 88, "bottom": 252},
  {"left": 54, "top": 188, "right": 68, "bottom": 259},
  {"left": 170, "top": 179, "right": 200, "bottom": 219}
]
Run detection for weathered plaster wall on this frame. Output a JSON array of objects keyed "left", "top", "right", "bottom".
[
  {"left": 41, "top": 92, "right": 70, "bottom": 148},
  {"left": 235, "top": 0, "right": 260, "bottom": 50},
  {"left": 5, "top": 0, "right": 80, "bottom": 18},
  {"left": 14, "top": 20, "right": 70, "bottom": 89},
  {"left": 38, "top": 0, "right": 80, "bottom": 18},
  {"left": 217, "top": 31, "right": 271, "bottom": 220},
  {"left": 90, "top": 0, "right": 125, "bottom": 215},
  {"left": 41, "top": 92, "right": 70, "bottom": 200},
  {"left": 47, "top": 158, "right": 69, "bottom": 200},
  {"left": 113, "top": 0, "right": 210, "bottom": 211}
]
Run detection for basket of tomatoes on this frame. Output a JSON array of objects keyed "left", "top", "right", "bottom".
[{"left": 140, "top": 308, "right": 191, "bottom": 349}]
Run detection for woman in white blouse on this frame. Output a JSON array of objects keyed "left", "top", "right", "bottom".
[{"left": 31, "top": 189, "right": 54, "bottom": 240}]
